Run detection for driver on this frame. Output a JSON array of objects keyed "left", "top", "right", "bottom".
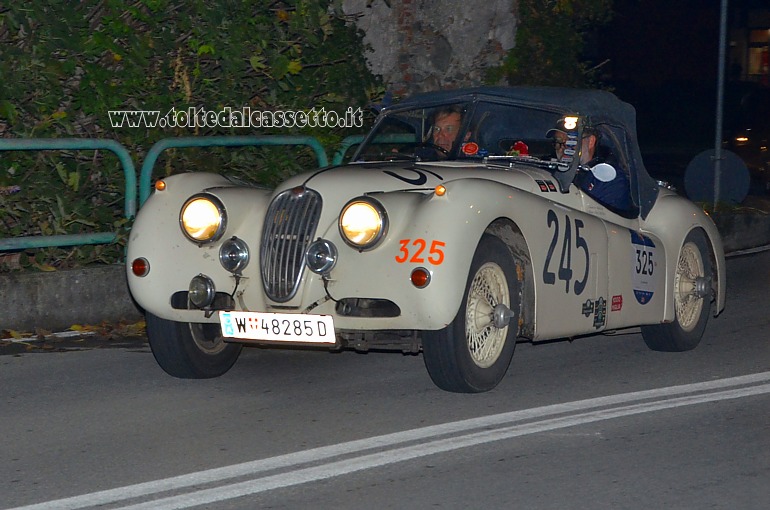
[{"left": 430, "top": 105, "right": 465, "bottom": 153}]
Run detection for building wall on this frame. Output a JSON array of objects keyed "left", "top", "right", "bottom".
[{"left": 342, "top": 0, "right": 518, "bottom": 95}]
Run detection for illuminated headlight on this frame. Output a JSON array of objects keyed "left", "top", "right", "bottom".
[
  {"left": 188, "top": 274, "right": 215, "bottom": 308},
  {"left": 219, "top": 237, "right": 250, "bottom": 273},
  {"left": 306, "top": 238, "right": 338, "bottom": 274},
  {"left": 339, "top": 197, "right": 388, "bottom": 250},
  {"left": 180, "top": 194, "right": 226, "bottom": 244}
]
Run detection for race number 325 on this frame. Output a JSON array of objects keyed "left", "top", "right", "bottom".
[{"left": 395, "top": 239, "right": 445, "bottom": 265}]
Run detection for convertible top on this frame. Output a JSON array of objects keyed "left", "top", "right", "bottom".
[
  {"left": 394, "top": 86, "right": 635, "bottom": 127},
  {"left": 386, "top": 86, "right": 660, "bottom": 219}
]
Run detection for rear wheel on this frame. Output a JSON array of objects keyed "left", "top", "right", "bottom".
[
  {"left": 146, "top": 312, "right": 242, "bottom": 378},
  {"left": 422, "top": 235, "right": 520, "bottom": 393},
  {"left": 641, "top": 230, "right": 713, "bottom": 352}
]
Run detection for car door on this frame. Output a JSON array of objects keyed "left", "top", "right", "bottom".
[{"left": 531, "top": 188, "right": 610, "bottom": 340}]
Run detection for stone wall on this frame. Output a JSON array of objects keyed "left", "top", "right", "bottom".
[{"left": 343, "top": 0, "right": 517, "bottom": 95}]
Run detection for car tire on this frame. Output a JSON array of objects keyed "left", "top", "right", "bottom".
[
  {"left": 422, "top": 234, "right": 520, "bottom": 393},
  {"left": 641, "top": 230, "right": 712, "bottom": 352},
  {"left": 146, "top": 312, "right": 242, "bottom": 379}
]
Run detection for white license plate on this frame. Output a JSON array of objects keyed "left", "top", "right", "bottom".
[{"left": 219, "top": 311, "right": 336, "bottom": 344}]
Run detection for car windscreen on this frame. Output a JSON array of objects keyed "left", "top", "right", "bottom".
[{"left": 353, "top": 100, "right": 571, "bottom": 162}]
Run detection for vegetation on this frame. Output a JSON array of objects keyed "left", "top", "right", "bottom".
[
  {"left": 0, "top": 1, "right": 382, "bottom": 271},
  {"left": 0, "top": 0, "right": 614, "bottom": 272},
  {"left": 488, "top": 0, "right": 613, "bottom": 87}
]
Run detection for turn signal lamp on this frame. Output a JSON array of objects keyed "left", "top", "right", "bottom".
[
  {"left": 410, "top": 267, "right": 431, "bottom": 288},
  {"left": 131, "top": 257, "right": 150, "bottom": 277},
  {"left": 435, "top": 185, "right": 447, "bottom": 196},
  {"left": 155, "top": 179, "right": 167, "bottom": 192}
]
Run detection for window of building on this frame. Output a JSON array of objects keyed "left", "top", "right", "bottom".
[{"left": 747, "top": 29, "right": 769, "bottom": 79}]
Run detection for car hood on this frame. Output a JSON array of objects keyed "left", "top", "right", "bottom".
[{"left": 275, "top": 161, "right": 554, "bottom": 200}]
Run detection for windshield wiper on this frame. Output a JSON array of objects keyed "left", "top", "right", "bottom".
[{"left": 484, "top": 155, "right": 564, "bottom": 172}]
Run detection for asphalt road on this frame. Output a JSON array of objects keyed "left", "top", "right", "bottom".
[{"left": 2, "top": 250, "right": 769, "bottom": 510}]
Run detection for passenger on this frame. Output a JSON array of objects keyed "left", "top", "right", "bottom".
[{"left": 547, "top": 119, "right": 632, "bottom": 211}]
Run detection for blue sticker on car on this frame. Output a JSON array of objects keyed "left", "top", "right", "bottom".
[{"left": 630, "top": 231, "right": 656, "bottom": 305}]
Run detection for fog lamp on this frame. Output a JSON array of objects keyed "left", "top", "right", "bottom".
[
  {"left": 188, "top": 274, "right": 216, "bottom": 308},
  {"left": 306, "top": 238, "right": 338, "bottom": 274},
  {"left": 219, "top": 237, "right": 250, "bottom": 273}
]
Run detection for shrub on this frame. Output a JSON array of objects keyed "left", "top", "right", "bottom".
[
  {"left": 0, "top": 0, "right": 382, "bottom": 271},
  {"left": 487, "top": 0, "right": 613, "bottom": 87}
]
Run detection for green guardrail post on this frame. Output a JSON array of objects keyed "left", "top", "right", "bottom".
[
  {"left": 138, "top": 135, "right": 328, "bottom": 206},
  {"left": 0, "top": 138, "right": 137, "bottom": 252},
  {"left": 331, "top": 135, "right": 365, "bottom": 166}
]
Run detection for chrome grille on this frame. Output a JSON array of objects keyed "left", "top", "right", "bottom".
[{"left": 260, "top": 187, "right": 322, "bottom": 302}]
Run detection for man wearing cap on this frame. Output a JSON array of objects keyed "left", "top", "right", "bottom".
[{"left": 547, "top": 120, "right": 632, "bottom": 212}]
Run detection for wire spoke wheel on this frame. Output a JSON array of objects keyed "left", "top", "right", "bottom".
[
  {"left": 641, "top": 230, "right": 713, "bottom": 352},
  {"left": 422, "top": 234, "right": 520, "bottom": 393},
  {"left": 466, "top": 262, "right": 510, "bottom": 368},
  {"left": 674, "top": 241, "right": 705, "bottom": 332},
  {"left": 146, "top": 312, "right": 242, "bottom": 379},
  {"left": 188, "top": 322, "right": 229, "bottom": 355}
]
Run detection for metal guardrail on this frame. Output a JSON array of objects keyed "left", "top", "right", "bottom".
[
  {"left": 1, "top": 135, "right": 346, "bottom": 252},
  {"left": 0, "top": 138, "right": 137, "bottom": 252},
  {"left": 138, "top": 135, "right": 329, "bottom": 205},
  {"left": 332, "top": 134, "right": 365, "bottom": 166}
]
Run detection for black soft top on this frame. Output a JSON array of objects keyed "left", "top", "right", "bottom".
[{"left": 386, "top": 86, "right": 659, "bottom": 218}]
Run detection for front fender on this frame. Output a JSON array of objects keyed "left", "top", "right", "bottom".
[
  {"left": 317, "top": 178, "right": 536, "bottom": 331},
  {"left": 126, "top": 172, "right": 273, "bottom": 322}
]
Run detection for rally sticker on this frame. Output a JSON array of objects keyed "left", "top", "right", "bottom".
[
  {"left": 630, "top": 231, "right": 657, "bottom": 305},
  {"left": 581, "top": 297, "right": 607, "bottom": 329},
  {"left": 462, "top": 142, "right": 479, "bottom": 155}
]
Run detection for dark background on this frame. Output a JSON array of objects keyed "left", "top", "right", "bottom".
[{"left": 594, "top": 0, "right": 769, "bottom": 189}]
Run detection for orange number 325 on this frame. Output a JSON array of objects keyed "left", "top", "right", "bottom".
[{"left": 395, "top": 239, "right": 445, "bottom": 265}]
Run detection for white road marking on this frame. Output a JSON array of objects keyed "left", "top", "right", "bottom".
[{"left": 9, "top": 372, "right": 770, "bottom": 510}]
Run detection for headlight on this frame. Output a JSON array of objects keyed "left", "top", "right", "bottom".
[
  {"left": 339, "top": 197, "right": 388, "bottom": 250},
  {"left": 219, "top": 237, "right": 250, "bottom": 273},
  {"left": 180, "top": 194, "right": 227, "bottom": 244}
]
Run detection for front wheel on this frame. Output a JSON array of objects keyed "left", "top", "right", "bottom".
[
  {"left": 641, "top": 230, "right": 713, "bottom": 352},
  {"left": 146, "top": 312, "right": 242, "bottom": 378},
  {"left": 422, "top": 235, "right": 520, "bottom": 393}
]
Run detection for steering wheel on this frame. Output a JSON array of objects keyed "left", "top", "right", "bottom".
[{"left": 412, "top": 141, "right": 450, "bottom": 157}]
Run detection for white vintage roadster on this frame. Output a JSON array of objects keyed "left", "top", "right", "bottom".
[{"left": 127, "top": 87, "right": 726, "bottom": 392}]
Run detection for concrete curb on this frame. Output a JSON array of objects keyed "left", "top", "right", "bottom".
[
  {"left": 0, "top": 264, "right": 142, "bottom": 332},
  {"left": 713, "top": 210, "right": 770, "bottom": 255},
  {"left": 2, "top": 211, "right": 769, "bottom": 332}
]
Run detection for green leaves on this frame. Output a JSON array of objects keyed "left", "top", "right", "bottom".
[
  {"left": 488, "top": 0, "right": 613, "bottom": 87},
  {"left": 0, "top": 1, "right": 381, "bottom": 271}
]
